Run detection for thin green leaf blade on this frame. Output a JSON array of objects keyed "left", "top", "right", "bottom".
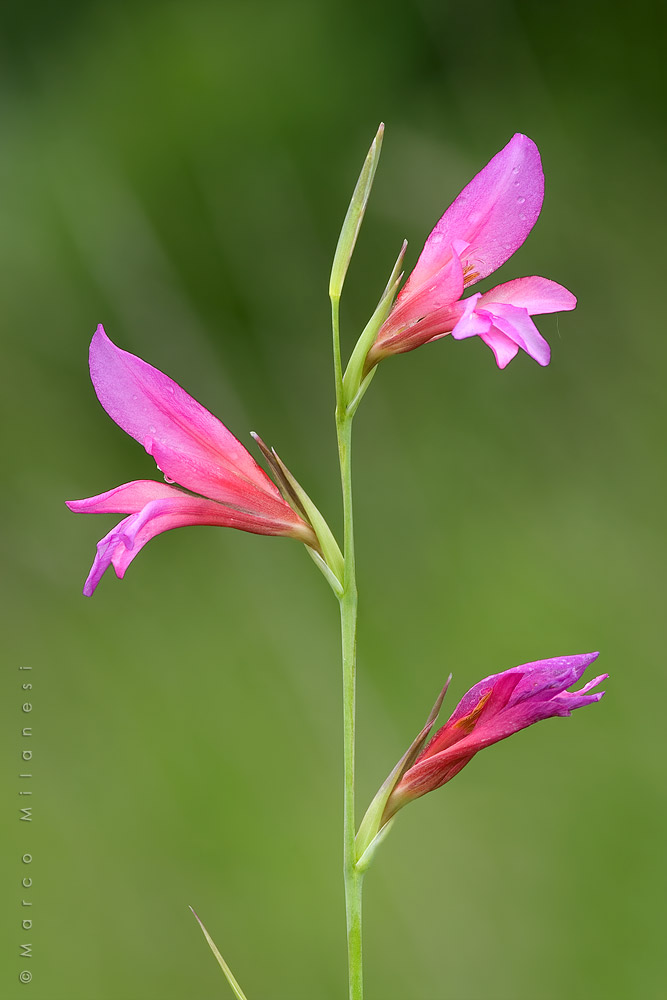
[{"left": 189, "top": 906, "right": 250, "bottom": 1000}]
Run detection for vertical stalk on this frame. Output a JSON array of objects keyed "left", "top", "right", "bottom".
[
  {"left": 337, "top": 411, "right": 363, "bottom": 1000},
  {"left": 332, "top": 291, "right": 363, "bottom": 999}
]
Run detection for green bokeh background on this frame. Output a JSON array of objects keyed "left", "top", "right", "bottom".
[{"left": 2, "top": 1, "right": 665, "bottom": 997}]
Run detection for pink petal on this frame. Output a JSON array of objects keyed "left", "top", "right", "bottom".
[
  {"left": 450, "top": 294, "right": 490, "bottom": 340},
  {"left": 486, "top": 303, "right": 551, "bottom": 366},
  {"left": 480, "top": 276, "right": 577, "bottom": 315},
  {"left": 89, "top": 327, "right": 285, "bottom": 515},
  {"left": 419, "top": 672, "right": 521, "bottom": 760},
  {"left": 479, "top": 328, "right": 520, "bottom": 368},
  {"left": 76, "top": 491, "right": 312, "bottom": 596},
  {"left": 66, "top": 480, "right": 185, "bottom": 514},
  {"left": 383, "top": 252, "right": 465, "bottom": 338},
  {"left": 405, "top": 134, "right": 544, "bottom": 293}
]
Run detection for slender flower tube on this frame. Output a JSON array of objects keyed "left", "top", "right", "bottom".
[
  {"left": 382, "top": 653, "right": 606, "bottom": 822},
  {"left": 67, "top": 326, "right": 317, "bottom": 595},
  {"left": 365, "top": 133, "right": 576, "bottom": 370}
]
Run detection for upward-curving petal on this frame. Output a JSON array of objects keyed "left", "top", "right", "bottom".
[
  {"left": 88, "top": 326, "right": 285, "bottom": 514},
  {"left": 403, "top": 134, "right": 544, "bottom": 295}
]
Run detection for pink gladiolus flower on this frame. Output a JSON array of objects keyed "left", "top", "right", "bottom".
[
  {"left": 383, "top": 653, "right": 606, "bottom": 822},
  {"left": 366, "top": 133, "right": 576, "bottom": 370},
  {"left": 67, "top": 326, "right": 317, "bottom": 596}
]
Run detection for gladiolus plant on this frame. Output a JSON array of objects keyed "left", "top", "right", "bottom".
[{"left": 67, "top": 126, "right": 605, "bottom": 1000}]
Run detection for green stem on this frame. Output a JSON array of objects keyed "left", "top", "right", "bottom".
[
  {"left": 332, "top": 296, "right": 344, "bottom": 407},
  {"left": 337, "top": 408, "right": 363, "bottom": 1000}
]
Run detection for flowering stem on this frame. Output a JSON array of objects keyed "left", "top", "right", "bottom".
[
  {"left": 337, "top": 409, "right": 363, "bottom": 1000},
  {"left": 332, "top": 288, "right": 364, "bottom": 999},
  {"left": 332, "top": 297, "right": 344, "bottom": 408}
]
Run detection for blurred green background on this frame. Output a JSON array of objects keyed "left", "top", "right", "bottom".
[{"left": 2, "top": 1, "right": 665, "bottom": 997}]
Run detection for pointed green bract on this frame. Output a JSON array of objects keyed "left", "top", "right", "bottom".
[
  {"left": 356, "top": 818, "right": 395, "bottom": 874},
  {"left": 355, "top": 678, "right": 451, "bottom": 863},
  {"left": 342, "top": 240, "right": 407, "bottom": 409},
  {"left": 251, "top": 433, "right": 344, "bottom": 586},
  {"left": 307, "top": 546, "right": 344, "bottom": 597},
  {"left": 380, "top": 239, "right": 408, "bottom": 301},
  {"left": 329, "top": 124, "right": 384, "bottom": 302},
  {"left": 189, "top": 907, "right": 250, "bottom": 1000},
  {"left": 345, "top": 367, "right": 377, "bottom": 420}
]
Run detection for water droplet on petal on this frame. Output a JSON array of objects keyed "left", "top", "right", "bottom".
[
  {"left": 513, "top": 180, "right": 520, "bottom": 187},
  {"left": 517, "top": 196, "right": 525, "bottom": 204},
  {"left": 519, "top": 213, "right": 526, "bottom": 221},
  {"left": 164, "top": 474, "right": 175, "bottom": 484},
  {"left": 512, "top": 166, "right": 520, "bottom": 175}
]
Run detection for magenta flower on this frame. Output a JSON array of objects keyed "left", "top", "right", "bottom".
[
  {"left": 365, "top": 133, "right": 576, "bottom": 370},
  {"left": 382, "top": 653, "right": 606, "bottom": 822},
  {"left": 67, "top": 326, "right": 318, "bottom": 596}
]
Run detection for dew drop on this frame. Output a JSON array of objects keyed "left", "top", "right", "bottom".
[
  {"left": 513, "top": 180, "right": 520, "bottom": 186},
  {"left": 164, "top": 474, "right": 175, "bottom": 484},
  {"left": 519, "top": 213, "right": 526, "bottom": 221},
  {"left": 512, "top": 166, "right": 520, "bottom": 175},
  {"left": 517, "top": 196, "right": 525, "bottom": 204}
]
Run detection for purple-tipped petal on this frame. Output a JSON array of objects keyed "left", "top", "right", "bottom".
[
  {"left": 405, "top": 134, "right": 544, "bottom": 293},
  {"left": 88, "top": 327, "right": 285, "bottom": 515}
]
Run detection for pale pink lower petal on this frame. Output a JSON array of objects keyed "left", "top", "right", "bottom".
[
  {"left": 450, "top": 294, "right": 489, "bottom": 340},
  {"left": 479, "top": 328, "right": 520, "bottom": 368},
  {"left": 480, "top": 276, "right": 577, "bottom": 315},
  {"left": 487, "top": 303, "right": 551, "bottom": 366}
]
